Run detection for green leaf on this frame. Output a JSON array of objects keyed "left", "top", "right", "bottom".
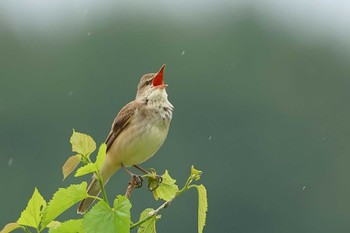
[
  {"left": 41, "top": 183, "right": 88, "bottom": 229},
  {"left": 75, "top": 163, "right": 96, "bottom": 177},
  {"left": 70, "top": 130, "right": 96, "bottom": 156},
  {"left": 113, "top": 195, "right": 132, "bottom": 230},
  {"left": 83, "top": 196, "right": 131, "bottom": 233},
  {"left": 95, "top": 143, "right": 107, "bottom": 170},
  {"left": 191, "top": 165, "right": 203, "bottom": 181},
  {"left": 196, "top": 184, "right": 208, "bottom": 233},
  {"left": 137, "top": 208, "right": 158, "bottom": 233},
  {"left": 153, "top": 170, "right": 179, "bottom": 201},
  {"left": 49, "top": 219, "right": 85, "bottom": 233},
  {"left": 17, "top": 188, "right": 46, "bottom": 229},
  {"left": 62, "top": 154, "right": 81, "bottom": 180},
  {"left": 0, "top": 223, "right": 21, "bottom": 233}
]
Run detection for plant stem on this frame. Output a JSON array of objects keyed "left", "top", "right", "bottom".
[
  {"left": 95, "top": 170, "right": 108, "bottom": 203},
  {"left": 22, "top": 226, "right": 32, "bottom": 233},
  {"left": 130, "top": 176, "right": 196, "bottom": 230},
  {"left": 130, "top": 197, "right": 174, "bottom": 229},
  {"left": 87, "top": 195, "right": 104, "bottom": 202}
]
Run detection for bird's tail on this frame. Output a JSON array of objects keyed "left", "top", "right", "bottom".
[{"left": 77, "top": 176, "right": 102, "bottom": 214}]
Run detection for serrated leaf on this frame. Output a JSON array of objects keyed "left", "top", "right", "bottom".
[
  {"left": 83, "top": 196, "right": 131, "bottom": 233},
  {"left": 137, "top": 208, "right": 157, "bottom": 233},
  {"left": 17, "top": 188, "right": 46, "bottom": 229},
  {"left": 41, "top": 183, "right": 88, "bottom": 229},
  {"left": 191, "top": 166, "right": 203, "bottom": 181},
  {"left": 196, "top": 184, "right": 208, "bottom": 233},
  {"left": 75, "top": 163, "right": 96, "bottom": 177},
  {"left": 49, "top": 219, "right": 85, "bottom": 233},
  {"left": 0, "top": 223, "right": 21, "bottom": 233},
  {"left": 95, "top": 144, "right": 107, "bottom": 170},
  {"left": 46, "top": 221, "right": 61, "bottom": 229},
  {"left": 62, "top": 154, "right": 81, "bottom": 180},
  {"left": 113, "top": 195, "right": 132, "bottom": 231},
  {"left": 153, "top": 170, "right": 179, "bottom": 201},
  {"left": 70, "top": 130, "right": 96, "bottom": 156}
]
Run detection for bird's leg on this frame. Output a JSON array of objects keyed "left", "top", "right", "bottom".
[
  {"left": 133, "top": 165, "right": 163, "bottom": 191},
  {"left": 121, "top": 164, "right": 143, "bottom": 188}
]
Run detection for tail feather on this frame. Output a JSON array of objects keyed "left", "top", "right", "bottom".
[
  {"left": 77, "top": 177, "right": 101, "bottom": 214},
  {"left": 77, "top": 159, "right": 120, "bottom": 214}
]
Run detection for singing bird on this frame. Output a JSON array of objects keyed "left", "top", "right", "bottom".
[{"left": 78, "top": 64, "right": 173, "bottom": 214}]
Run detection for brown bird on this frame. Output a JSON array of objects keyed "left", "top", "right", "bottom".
[{"left": 77, "top": 64, "right": 173, "bottom": 214}]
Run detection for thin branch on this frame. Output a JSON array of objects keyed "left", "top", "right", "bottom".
[
  {"left": 94, "top": 170, "right": 108, "bottom": 204},
  {"left": 130, "top": 197, "right": 174, "bottom": 230}
]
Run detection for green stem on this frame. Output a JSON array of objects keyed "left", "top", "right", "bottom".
[
  {"left": 95, "top": 170, "right": 108, "bottom": 203},
  {"left": 87, "top": 195, "right": 104, "bottom": 202},
  {"left": 130, "top": 197, "right": 174, "bottom": 229},
  {"left": 131, "top": 176, "right": 197, "bottom": 230},
  {"left": 130, "top": 214, "right": 153, "bottom": 229},
  {"left": 22, "top": 226, "right": 32, "bottom": 233}
]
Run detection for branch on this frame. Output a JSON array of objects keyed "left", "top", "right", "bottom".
[
  {"left": 130, "top": 196, "right": 174, "bottom": 229},
  {"left": 125, "top": 175, "right": 137, "bottom": 198}
]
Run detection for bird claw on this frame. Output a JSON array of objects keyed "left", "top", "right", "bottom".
[{"left": 132, "top": 175, "right": 143, "bottom": 188}]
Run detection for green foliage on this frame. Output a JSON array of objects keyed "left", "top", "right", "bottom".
[
  {"left": 17, "top": 188, "right": 46, "bottom": 229},
  {"left": 83, "top": 196, "right": 131, "bottom": 233},
  {"left": 70, "top": 130, "right": 96, "bottom": 157},
  {"left": 0, "top": 131, "right": 208, "bottom": 233},
  {"left": 75, "top": 163, "right": 96, "bottom": 177},
  {"left": 48, "top": 219, "right": 84, "bottom": 233},
  {"left": 196, "top": 185, "right": 208, "bottom": 233},
  {"left": 152, "top": 170, "right": 179, "bottom": 201},
  {"left": 41, "top": 183, "right": 89, "bottom": 229},
  {"left": 137, "top": 208, "right": 158, "bottom": 233}
]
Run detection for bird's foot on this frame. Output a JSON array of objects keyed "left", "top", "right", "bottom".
[{"left": 131, "top": 174, "right": 143, "bottom": 189}]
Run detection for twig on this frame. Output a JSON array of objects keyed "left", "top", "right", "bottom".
[
  {"left": 130, "top": 197, "right": 174, "bottom": 229},
  {"left": 125, "top": 175, "right": 137, "bottom": 198}
]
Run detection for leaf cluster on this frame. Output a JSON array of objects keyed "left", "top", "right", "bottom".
[{"left": 1, "top": 131, "right": 208, "bottom": 233}]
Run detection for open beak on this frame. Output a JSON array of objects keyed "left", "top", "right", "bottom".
[{"left": 152, "top": 64, "right": 168, "bottom": 88}]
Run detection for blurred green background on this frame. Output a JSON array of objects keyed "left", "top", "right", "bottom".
[{"left": 1, "top": 0, "right": 350, "bottom": 232}]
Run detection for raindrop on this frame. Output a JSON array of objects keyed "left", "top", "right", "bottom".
[
  {"left": 8, "top": 158, "right": 13, "bottom": 166},
  {"left": 181, "top": 50, "right": 185, "bottom": 56}
]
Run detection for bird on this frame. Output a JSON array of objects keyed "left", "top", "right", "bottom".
[{"left": 77, "top": 64, "right": 173, "bottom": 214}]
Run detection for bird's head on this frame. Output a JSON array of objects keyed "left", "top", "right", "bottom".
[{"left": 136, "top": 64, "right": 169, "bottom": 101}]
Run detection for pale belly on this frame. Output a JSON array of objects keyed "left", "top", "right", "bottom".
[{"left": 107, "top": 121, "right": 169, "bottom": 167}]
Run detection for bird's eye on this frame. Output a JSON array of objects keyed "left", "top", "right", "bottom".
[{"left": 145, "top": 80, "right": 152, "bottom": 85}]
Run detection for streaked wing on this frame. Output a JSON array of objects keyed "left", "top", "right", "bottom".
[{"left": 105, "top": 101, "right": 141, "bottom": 151}]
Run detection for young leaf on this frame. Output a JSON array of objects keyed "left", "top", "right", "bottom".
[
  {"left": 191, "top": 166, "right": 203, "bottom": 181},
  {"left": 83, "top": 196, "right": 131, "bottom": 233},
  {"left": 62, "top": 154, "right": 81, "bottom": 180},
  {"left": 153, "top": 170, "right": 179, "bottom": 201},
  {"left": 48, "top": 219, "right": 85, "bottom": 233},
  {"left": 41, "top": 182, "right": 88, "bottom": 229},
  {"left": 196, "top": 184, "right": 208, "bottom": 233},
  {"left": 0, "top": 223, "right": 21, "bottom": 233},
  {"left": 17, "top": 188, "right": 46, "bottom": 229},
  {"left": 75, "top": 163, "right": 96, "bottom": 177},
  {"left": 137, "top": 208, "right": 158, "bottom": 233},
  {"left": 95, "top": 143, "right": 107, "bottom": 170},
  {"left": 70, "top": 130, "right": 96, "bottom": 156}
]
